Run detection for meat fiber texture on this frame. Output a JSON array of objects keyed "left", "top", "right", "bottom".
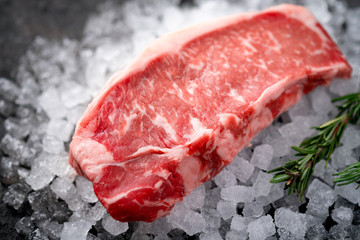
[{"left": 69, "top": 4, "right": 352, "bottom": 222}]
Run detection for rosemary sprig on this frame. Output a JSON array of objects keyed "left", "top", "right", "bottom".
[
  {"left": 269, "top": 92, "right": 360, "bottom": 200},
  {"left": 334, "top": 162, "right": 360, "bottom": 187}
]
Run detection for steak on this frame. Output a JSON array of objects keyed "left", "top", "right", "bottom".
[{"left": 69, "top": 4, "right": 352, "bottom": 222}]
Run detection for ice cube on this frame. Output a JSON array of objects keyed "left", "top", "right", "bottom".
[
  {"left": 242, "top": 201, "right": 264, "bottom": 218},
  {"left": 275, "top": 207, "right": 307, "bottom": 238},
  {"left": 46, "top": 154, "right": 77, "bottom": 181},
  {"left": 306, "top": 213, "right": 325, "bottom": 227},
  {"left": 48, "top": 201, "right": 72, "bottom": 224},
  {"left": 137, "top": 217, "right": 172, "bottom": 235},
  {"left": 83, "top": 2, "right": 124, "bottom": 45},
  {"left": 183, "top": 184, "right": 205, "bottom": 209},
  {"left": 3, "top": 182, "right": 32, "bottom": 210},
  {"left": 204, "top": 187, "right": 221, "bottom": 209},
  {"left": 250, "top": 144, "right": 273, "bottom": 170},
  {"left": 46, "top": 118, "right": 74, "bottom": 142},
  {"left": 225, "top": 230, "right": 248, "bottom": 240},
  {"left": 328, "top": 225, "right": 349, "bottom": 240},
  {"left": 353, "top": 208, "right": 360, "bottom": 225},
  {"left": 227, "top": 156, "right": 254, "bottom": 183},
  {"left": 166, "top": 204, "right": 206, "bottom": 236},
  {"left": 330, "top": 78, "right": 360, "bottom": 96},
  {"left": 15, "top": 217, "right": 34, "bottom": 235},
  {"left": 334, "top": 196, "right": 356, "bottom": 211},
  {"left": 64, "top": 195, "right": 86, "bottom": 212},
  {"left": 102, "top": 214, "right": 129, "bottom": 236},
  {"left": 342, "top": 125, "right": 360, "bottom": 150},
  {"left": 85, "top": 201, "right": 106, "bottom": 223},
  {"left": 38, "top": 87, "right": 67, "bottom": 120},
  {"left": 305, "top": 223, "right": 328, "bottom": 240},
  {"left": 65, "top": 104, "right": 87, "bottom": 125},
  {"left": 84, "top": 57, "right": 109, "bottom": 93},
  {"left": 199, "top": 230, "right": 222, "bottom": 240},
  {"left": 0, "top": 99, "right": 16, "bottom": 117},
  {"left": 50, "top": 177, "right": 77, "bottom": 200},
  {"left": 202, "top": 208, "right": 221, "bottom": 230},
  {"left": 331, "top": 206, "right": 353, "bottom": 226},
  {"left": 306, "top": 179, "right": 336, "bottom": 219},
  {"left": 86, "top": 233, "right": 100, "bottom": 240},
  {"left": 268, "top": 137, "right": 290, "bottom": 158},
  {"left": 15, "top": 71, "right": 40, "bottom": 105},
  {"left": 29, "top": 228, "right": 49, "bottom": 240},
  {"left": 312, "top": 160, "right": 327, "bottom": 180},
  {"left": 278, "top": 116, "right": 315, "bottom": 146},
  {"left": 221, "top": 185, "right": 254, "bottom": 203},
  {"left": 247, "top": 215, "right": 275, "bottom": 240},
  {"left": 59, "top": 82, "right": 92, "bottom": 109},
  {"left": 312, "top": 161, "right": 336, "bottom": 187},
  {"left": 61, "top": 219, "right": 92, "bottom": 240},
  {"left": 214, "top": 169, "right": 237, "bottom": 188},
  {"left": 216, "top": 200, "right": 237, "bottom": 220},
  {"left": 162, "top": 6, "right": 186, "bottom": 32},
  {"left": 21, "top": 146, "right": 37, "bottom": 168},
  {"left": 288, "top": 95, "right": 311, "bottom": 120},
  {"left": 0, "top": 134, "right": 25, "bottom": 159},
  {"left": 196, "top": 0, "right": 233, "bottom": 21},
  {"left": 132, "top": 30, "right": 157, "bottom": 55},
  {"left": 0, "top": 77, "right": 20, "bottom": 102},
  {"left": 253, "top": 171, "right": 273, "bottom": 198},
  {"left": 4, "top": 118, "right": 31, "bottom": 140},
  {"left": 310, "top": 86, "right": 334, "bottom": 114},
  {"left": 17, "top": 167, "right": 30, "bottom": 180},
  {"left": 75, "top": 176, "right": 98, "bottom": 203},
  {"left": 230, "top": 214, "right": 247, "bottom": 232},
  {"left": 331, "top": 146, "right": 358, "bottom": 170},
  {"left": 154, "top": 233, "right": 171, "bottom": 240},
  {"left": 131, "top": 231, "right": 152, "bottom": 240},
  {"left": 0, "top": 157, "right": 20, "bottom": 185},
  {"left": 347, "top": 225, "right": 360, "bottom": 240},
  {"left": 335, "top": 182, "right": 360, "bottom": 205},
  {"left": 258, "top": 182, "right": 285, "bottom": 206},
  {"left": 123, "top": 1, "right": 157, "bottom": 30},
  {"left": 238, "top": 148, "right": 252, "bottom": 160},
  {"left": 26, "top": 166, "right": 54, "bottom": 191},
  {"left": 39, "top": 220, "right": 63, "bottom": 240},
  {"left": 31, "top": 208, "right": 51, "bottom": 226},
  {"left": 27, "top": 187, "right": 56, "bottom": 212},
  {"left": 346, "top": 8, "right": 360, "bottom": 42},
  {"left": 181, "top": 210, "right": 207, "bottom": 235},
  {"left": 42, "top": 135, "right": 65, "bottom": 155},
  {"left": 304, "top": 0, "right": 331, "bottom": 24}
]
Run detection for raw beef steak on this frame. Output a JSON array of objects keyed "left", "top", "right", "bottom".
[{"left": 69, "top": 4, "right": 352, "bottom": 222}]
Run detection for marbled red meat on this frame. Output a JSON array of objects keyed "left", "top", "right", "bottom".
[{"left": 69, "top": 4, "right": 352, "bottom": 222}]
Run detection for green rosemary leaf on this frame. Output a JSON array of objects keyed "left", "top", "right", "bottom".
[
  {"left": 334, "top": 162, "right": 360, "bottom": 186},
  {"left": 270, "top": 174, "right": 291, "bottom": 183},
  {"left": 269, "top": 92, "right": 360, "bottom": 198},
  {"left": 292, "top": 146, "right": 317, "bottom": 155},
  {"left": 319, "top": 116, "right": 342, "bottom": 129}
]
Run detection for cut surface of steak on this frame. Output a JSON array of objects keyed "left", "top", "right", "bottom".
[{"left": 69, "top": 4, "right": 352, "bottom": 222}]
